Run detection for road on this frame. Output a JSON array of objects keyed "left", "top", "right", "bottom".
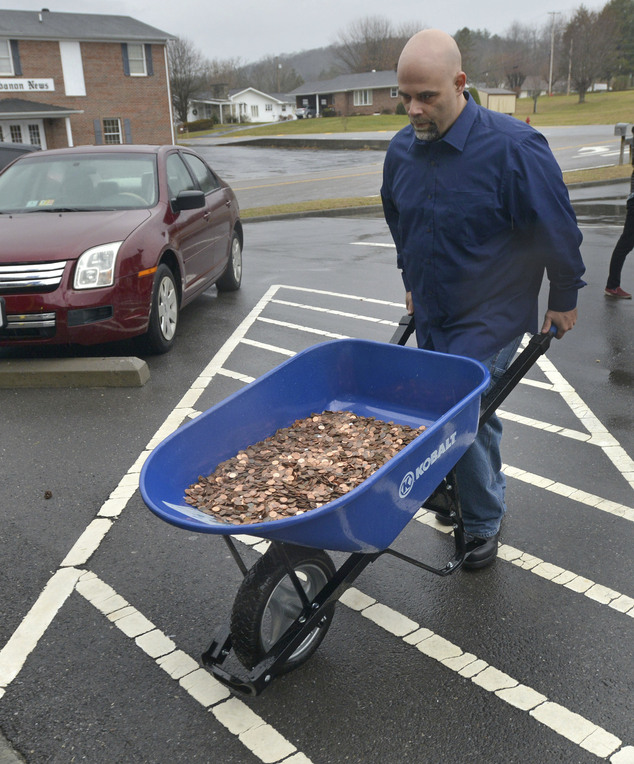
[
  {"left": 0, "top": 133, "right": 633, "bottom": 763},
  {"left": 188, "top": 124, "right": 629, "bottom": 210}
]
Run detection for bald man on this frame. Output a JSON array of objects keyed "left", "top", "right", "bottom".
[{"left": 381, "top": 30, "right": 586, "bottom": 568}]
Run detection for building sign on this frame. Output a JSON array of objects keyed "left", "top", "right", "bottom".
[{"left": 0, "top": 79, "right": 55, "bottom": 92}]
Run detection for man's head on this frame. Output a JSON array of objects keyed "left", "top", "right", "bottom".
[{"left": 397, "top": 29, "right": 467, "bottom": 141}]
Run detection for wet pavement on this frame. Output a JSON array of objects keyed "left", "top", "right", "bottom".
[{"left": 0, "top": 133, "right": 632, "bottom": 764}]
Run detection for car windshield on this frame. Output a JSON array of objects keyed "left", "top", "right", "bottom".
[{"left": 0, "top": 153, "right": 158, "bottom": 213}]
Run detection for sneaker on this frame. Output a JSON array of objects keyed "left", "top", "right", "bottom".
[{"left": 605, "top": 287, "right": 632, "bottom": 299}]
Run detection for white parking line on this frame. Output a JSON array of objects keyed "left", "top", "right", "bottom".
[
  {"left": 339, "top": 586, "right": 629, "bottom": 760},
  {"left": 416, "top": 510, "right": 634, "bottom": 617},
  {"left": 1, "top": 284, "right": 631, "bottom": 762},
  {"left": 74, "top": 571, "right": 309, "bottom": 764}
]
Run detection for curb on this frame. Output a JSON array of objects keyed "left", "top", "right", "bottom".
[
  {"left": 243, "top": 204, "right": 384, "bottom": 223},
  {"left": 0, "top": 357, "right": 150, "bottom": 388}
]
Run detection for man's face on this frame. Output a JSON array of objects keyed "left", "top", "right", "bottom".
[{"left": 398, "top": 65, "right": 466, "bottom": 141}]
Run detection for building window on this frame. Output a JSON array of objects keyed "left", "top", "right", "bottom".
[
  {"left": 28, "top": 124, "right": 42, "bottom": 146},
  {"left": 10, "top": 125, "right": 22, "bottom": 143},
  {"left": 353, "top": 89, "right": 372, "bottom": 106},
  {"left": 390, "top": 87, "right": 399, "bottom": 98},
  {"left": 0, "top": 39, "right": 12, "bottom": 75},
  {"left": 127, "top": 43, "right": 146, "bottom": 76},
  {"left": 265, "top": 103, "right": 273, "bottom": 111},
  {"left": 103, "top": 119, "right": 122, "bottom": 144},
  {"left": 251, "top": 105, "right": 259, "bottom": 117}
]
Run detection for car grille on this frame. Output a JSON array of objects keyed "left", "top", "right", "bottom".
[
  {"left": 0, "top": 261, "right": 67, "bottom": 293},
  {"left": 0, "top": 312, "right": 56, "bottom": 339}
]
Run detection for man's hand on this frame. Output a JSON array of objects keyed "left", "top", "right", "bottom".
[
  {"left": 406, "top": 291, "right": 414, "bottom": 315},
  {"left": 541, "top": 308, "right": 578, "bottom": 339}
]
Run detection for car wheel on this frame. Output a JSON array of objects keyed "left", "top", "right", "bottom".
[
  {"left": 216, "top": 233, "right": 242, "bottom": 292},
  {"left": 139, "top": 263, "right": 179, "bottom": 354}
]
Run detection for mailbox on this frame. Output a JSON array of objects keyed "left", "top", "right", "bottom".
[{"left": 614, "top": 122, "right": 631, "bottom": 136}]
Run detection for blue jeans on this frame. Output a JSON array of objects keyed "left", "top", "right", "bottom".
[{"left": 455, "top": 335, "right": 524, "bottom": 539}]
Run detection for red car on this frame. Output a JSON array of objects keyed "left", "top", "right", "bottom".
[{"left": 0, "top": 144, "right": 243, "bottom": 353}]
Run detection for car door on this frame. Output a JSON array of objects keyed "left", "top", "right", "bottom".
[
  {"left": 181, "top": 152, "right": 233, "bottom": 282},
  {"left": 165, "top": 152, "right": 215, "bottom": 299}
]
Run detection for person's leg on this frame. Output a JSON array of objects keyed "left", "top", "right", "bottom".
[
  {"left": 455, "top": 334, "right": 524, "bottom": 539},
  {"left": 607, "top": 201, "right": 634, "bottom": 289}
]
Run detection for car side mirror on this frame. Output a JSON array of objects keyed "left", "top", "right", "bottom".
[{"left": 171, "top": 189, "right": 205, "bottom": 212}]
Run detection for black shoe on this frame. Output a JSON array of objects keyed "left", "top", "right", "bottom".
[
  {"left": 463, "top": 533, "right": 499, "bottom": 569},
  {"left": 431, "top": 505, "right": 455, "bottom": 526},
  {"left": 423, "top": 485, "right": 455, "bottom": 526}
]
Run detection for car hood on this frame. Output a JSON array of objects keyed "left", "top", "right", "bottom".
[{"left": 0, "top": 209, "right": 152, "bottom": 263}]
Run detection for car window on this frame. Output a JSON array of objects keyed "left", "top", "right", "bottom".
[
  {"left": 166, "top": 153, "right": 197, "bottom": 198},
  {"left": 0, "top": 153, "right": 157, "bottom": 212},
  {"left": 182, "top": 153, "right": 220, "bottom": 194}
]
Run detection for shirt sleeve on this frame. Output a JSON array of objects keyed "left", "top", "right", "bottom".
[
  {"left": 506, "top": 132, "right": 586, "bottom": 313},
  {"left": 381, "top": 153, "right": 411, "bottom": 292}
]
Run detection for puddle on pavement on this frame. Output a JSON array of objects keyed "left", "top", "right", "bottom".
[{"left": 572, "top": 201, "right": 624, "bottom": 226}]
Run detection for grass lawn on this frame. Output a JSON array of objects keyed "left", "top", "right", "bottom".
[{"left": 183, "top": 89, "right": 634, "bottom": 141}]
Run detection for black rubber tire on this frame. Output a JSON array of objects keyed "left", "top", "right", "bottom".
[
  {"left": 216, "top": 232, "right": 242, "bottom": 292},
  {"left": 138, "top": 263, "right": 179, "bottom": 354},
  {"left": 230, "top": 544, "right": 336, "bottom": 673}
]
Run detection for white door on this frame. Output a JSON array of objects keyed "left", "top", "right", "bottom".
[{"left": 0, "top": 119, "right": 47, "bottom": 149}]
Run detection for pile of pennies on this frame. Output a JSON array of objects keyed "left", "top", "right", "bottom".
[{"left": 184, "top": 410, "right": 425, "bottom": 525}]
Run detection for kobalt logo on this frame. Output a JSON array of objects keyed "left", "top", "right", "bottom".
[{"left": 398, "top": 432, "right": 457, "bottom": 498}]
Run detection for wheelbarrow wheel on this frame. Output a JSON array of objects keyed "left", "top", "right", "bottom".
[{"left": 230, "top": 545, "right": 336, "bottom": 673}]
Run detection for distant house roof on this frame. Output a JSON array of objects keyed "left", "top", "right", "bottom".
[
  {"left": 0, "top": 9, "right": 173, "bottom": 42},
  {"left": 0, "top": 97, "right": 82, "bottom": 118},
  {"left": 228, "top": 87, "right": 293, "bottom": 104},
  {"left": 477, "top": 87, "right": 516, "bottom": 95},
  {"left": 290, "top": 70, "right": 397, "bottom": 96}
]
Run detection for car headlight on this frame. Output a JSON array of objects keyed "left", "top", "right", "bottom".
[{"left": 74, "top": 242, "right": 123, "bottom": 290}]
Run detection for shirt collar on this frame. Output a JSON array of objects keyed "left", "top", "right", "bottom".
[{"left": 407, "top": 91, "right": 476, "bottom": 153}]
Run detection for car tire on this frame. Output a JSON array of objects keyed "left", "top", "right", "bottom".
[
  {"left": 216, "top": 233, "right": 242, "bottom": 292},
  {"left": 139, "top": 263, "right": 179, "bottom": 354}
]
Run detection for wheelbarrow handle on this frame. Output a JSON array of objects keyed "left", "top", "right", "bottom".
[
  {"left": 390, "top": 314, "right": 416, "bottom": 346},
  {"left": 388, "top": 315, "right": 556, "bottom": 429},
  {"left": 478, "top": 327, "right": 556, "bottom": 428}
]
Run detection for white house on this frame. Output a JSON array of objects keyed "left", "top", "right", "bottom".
[
  {"left": 188, "top": 87, "right": 294, "bottom": 124},
  {"left": 229, "top": 88, "right": 293, "bottom": 122}
]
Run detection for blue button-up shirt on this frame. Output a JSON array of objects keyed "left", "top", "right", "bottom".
[{"left": 381, "top": 93, "right": 586, "bottom": 361}]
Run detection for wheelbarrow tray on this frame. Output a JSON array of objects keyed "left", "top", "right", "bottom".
[{"left": 140, "top": 339, "right": 489, "bottom": 553}]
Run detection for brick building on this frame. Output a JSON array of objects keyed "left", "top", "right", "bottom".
[
  {"left": 290, "top": 71, "right": 400, "bottom": 117},
  {"left": 0, "top": 8, "right": 174, "bottom": 150}
]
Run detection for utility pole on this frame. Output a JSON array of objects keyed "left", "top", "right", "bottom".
[{"left": 548, "top": 11, "right": 559, "bottom": 96}]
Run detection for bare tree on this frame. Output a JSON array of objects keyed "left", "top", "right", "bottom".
[
  {"left": 242, "top": 56, "right": 304, "bottom": 94},
  {"left": 454, "top": 28, "right": 505, "bottom": 86},
  {"left": 333, "top": 15, "right": 421, "bottom": 73},
  {"left": 168, "top": 37, "right": 209, "bottom": 124},
  {"left": 563, "top": 5, "right": 618, "bottom": 102},
  {"left": 206, "top": 57, "right": 247, "bottom": 92}
]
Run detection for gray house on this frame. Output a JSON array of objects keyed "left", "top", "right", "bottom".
[{"left": 290, "top": 70, "right": 400, "bottom": 117}]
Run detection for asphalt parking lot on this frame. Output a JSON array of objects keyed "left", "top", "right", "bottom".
[{"left": 0, "top": 132, "right": 633, "bottom": 763}]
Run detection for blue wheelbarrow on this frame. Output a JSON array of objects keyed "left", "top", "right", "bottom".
[{"left": 140, "top": 317, "right": 554, "bottom": 695}]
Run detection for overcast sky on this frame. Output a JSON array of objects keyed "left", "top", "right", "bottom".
[{"left": 20, "top": 0, "right": 605, "bottom": 65}]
